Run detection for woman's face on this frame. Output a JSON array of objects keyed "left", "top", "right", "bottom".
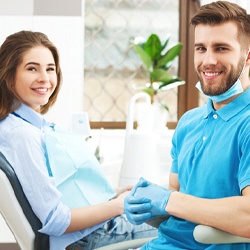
[{"left": 15, "top": 46, "right": 57, "bottom": 112}]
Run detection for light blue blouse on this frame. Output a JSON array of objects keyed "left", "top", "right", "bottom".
[{"left": 0, "top": 104, "right": 101, "bottom": 250}]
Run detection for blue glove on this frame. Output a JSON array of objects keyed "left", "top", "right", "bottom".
[
  {"left": 134, "top": 177, "right": 174, "bottom": 217},
  {"left": 124, "top": 179, "right": 153, "bottom": 225}
]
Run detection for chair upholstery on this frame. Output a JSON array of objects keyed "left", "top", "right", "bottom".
[{"left": 0, "top": 152, "right": 49, "bottom": 250}]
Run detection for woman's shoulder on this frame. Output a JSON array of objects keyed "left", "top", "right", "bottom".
[{"left": 0, "top": 114, "right": 41, "bottom": 141}]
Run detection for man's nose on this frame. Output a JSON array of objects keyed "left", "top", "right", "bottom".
[{"left": 202, "top": 50, "right": 217, "bottom": 66}]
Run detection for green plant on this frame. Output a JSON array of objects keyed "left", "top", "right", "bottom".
[{"left": 132, "top": 33, "right": 184, "bottom": 108}]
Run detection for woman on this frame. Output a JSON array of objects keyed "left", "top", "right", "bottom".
[{"left": 0, "top": 30, "right": 157, "bottom": 250}]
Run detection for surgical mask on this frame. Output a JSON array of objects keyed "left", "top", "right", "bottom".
[
  {"left": 196, "top": 51, "right": 248, "bottom": 102},
  {"left": 195, "top": 79, "right": 243, "bottom": 102}
]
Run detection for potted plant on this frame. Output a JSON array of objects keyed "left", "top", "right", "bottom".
[
  {"left": 131, "top": 33, "right": 184, "bottom": 130},
  {"left": 132, "top": 33, "right": 184, "bottom": 109}
]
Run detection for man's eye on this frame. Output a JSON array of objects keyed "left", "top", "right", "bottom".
[
  {"left": 217, "top": 47, "right": 227, "bottom": 51},
  {"left": 196, "top": 47, "right": 205, "bottom": 52}
]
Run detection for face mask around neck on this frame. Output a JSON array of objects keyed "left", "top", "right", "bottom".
[{"left": 195, "top": 78, "right": 243, "bottom": 102}]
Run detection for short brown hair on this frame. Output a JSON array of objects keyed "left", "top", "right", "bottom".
[
  {"left": 190, "top": 1, "right": 250, "bottom": 48},
  {"left": 0, "top": 30, "right": 62, "bottom": 119}
]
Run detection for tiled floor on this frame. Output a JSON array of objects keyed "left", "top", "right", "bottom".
[{"left": 0, "top": 243, "right": 19, "bottom": 250}]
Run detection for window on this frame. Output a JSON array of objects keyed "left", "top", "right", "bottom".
[{"left": 84, "top": 0, "right": 180, "bottom": 128}]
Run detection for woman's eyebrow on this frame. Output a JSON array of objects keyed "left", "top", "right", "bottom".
[{"left": 24, "top": 62, "right": 56, "bottom": 67}]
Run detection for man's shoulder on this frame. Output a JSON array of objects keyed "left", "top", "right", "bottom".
[{"left": 181, "top": 105, "right": 207, "bottom": 120}]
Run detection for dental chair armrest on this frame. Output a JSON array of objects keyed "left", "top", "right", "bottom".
[{"left": 193, "top": 225, "right": 250, "bottom": 244}]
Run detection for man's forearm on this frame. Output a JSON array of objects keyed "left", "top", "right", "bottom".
[{"left": 167, "top": 191, "right": 250, "bottom": 238}]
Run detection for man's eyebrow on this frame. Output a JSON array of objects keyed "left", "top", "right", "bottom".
[
  {"left": 212, "top": 43, "right": 231, "bottom": 47},
  {"left": 194, "top": 43, "right": 204, "bottom": 47},
  {"left": 194, "top": 42, "right": 231, "bottom": 47}
]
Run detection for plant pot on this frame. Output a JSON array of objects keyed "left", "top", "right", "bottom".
[
  {"left": 136, "top": 101, "right": 168, "bottom": 132},
  {"left": 152, "top": 102, "right": 168, "bottom": 131}
]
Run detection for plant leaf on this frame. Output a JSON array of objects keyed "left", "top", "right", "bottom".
[
  {"left": 134, "top": 44, "right": 152, "bottom": 69},
  {"left": 156, "top": 43, "right": 183, "bottom": 68},
  {"left": 133, "top": 36, "right": 146, "bottom": 46},
  {"left": 161, "top": 35, "right": 170, "bottom": 53},
  {"left": 151, "top": 69, "right": 176, "bottom": 83},
  {"left": 142, "top": 87, "right": 154, "bottom": 95},
  {"left": 144, "top": 34, "right": 162, "bottom": 62}
]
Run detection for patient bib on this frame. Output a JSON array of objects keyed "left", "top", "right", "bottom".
[{"left": 43, "top": 127, "right": 116, "bottom": 208}]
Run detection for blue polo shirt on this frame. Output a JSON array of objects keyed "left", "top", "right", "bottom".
[{"left": 143, "top": 88, "right": 250, "bottom": 249}]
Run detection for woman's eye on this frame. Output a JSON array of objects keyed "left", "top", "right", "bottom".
[
  {"left": 47, "top": 67, "right": 56, "bottom": 71},
  {"left": 27, "top": 67, "right": 36, "bottom": 71}
]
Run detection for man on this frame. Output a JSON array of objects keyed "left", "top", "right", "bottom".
[{"left": 124, "top": 1, "right": 250, "bottom": 249}]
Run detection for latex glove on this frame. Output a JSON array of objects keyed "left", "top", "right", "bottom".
[
  {"left": 134, "top": 177, "right": 174, "bottom": 217},
  {"left": 124, "top": 179, "right": 153, "bottom": 225}
]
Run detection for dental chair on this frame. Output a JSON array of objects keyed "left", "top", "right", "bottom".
[
  {"left": 194, "top": 225, "right": 250, "bottom": 244},
  {"left": 1, "top": 151, "right": 250, "bottom": 250},
  {"left": 0, "top": 152, "right": 49, "bottom": 250}
]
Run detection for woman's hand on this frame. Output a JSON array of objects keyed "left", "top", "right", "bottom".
[
  {"left": 111, "top": 185, "right": 133, "bottom": 214},
  {"left": 114, "top": 185, "right": 133, "bottom": 197}
]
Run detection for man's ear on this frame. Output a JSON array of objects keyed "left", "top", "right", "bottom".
[{"left": 246, "top": 49, "right": 250, "bottom": 66}]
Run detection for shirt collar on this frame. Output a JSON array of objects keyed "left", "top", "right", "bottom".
[
  {"left": 205, "top": 88, "right": 250, "bottom": 121},
  {"left": 13, "top": 104, "right": 47, "bottom": 130}
]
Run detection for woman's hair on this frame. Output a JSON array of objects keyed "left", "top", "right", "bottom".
[
  {"left": 0, "top": 30, "right": 62, "bottom": 119},
  {"left": 190, "top": 1, "right": 250, "bottom": 49}
]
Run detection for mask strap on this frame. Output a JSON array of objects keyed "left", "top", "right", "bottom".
[{"left": 239, "top": 50, "right": 250, "bottom": 79}]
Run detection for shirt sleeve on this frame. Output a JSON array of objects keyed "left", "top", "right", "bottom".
[
  {"left": 238, "top": 127, "right": 250, "bottom": 193},
  {"left": 2, "top": 123, "right": 70, "bottom": 236}
]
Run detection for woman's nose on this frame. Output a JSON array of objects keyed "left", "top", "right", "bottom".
[{"left": 37, "top": 70, "right": 49, "bottom": 83}]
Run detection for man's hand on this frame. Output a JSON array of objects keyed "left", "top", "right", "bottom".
[
  {"left": 134, "top": 177, "right": 174, "bottom": 217},
  {"left": 124, "top": 179, "right": 152, "bottom": 225},
  {"left": 124, "top": 177, "right": 174, "bottom": 224}
]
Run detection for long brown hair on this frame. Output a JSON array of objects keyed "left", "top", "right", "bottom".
[
  {"left": 190, "top": 1, "right": 250, "bottom": 49},
  {"left": 0, "top": 30, "right": 62, "bottom": 119}
]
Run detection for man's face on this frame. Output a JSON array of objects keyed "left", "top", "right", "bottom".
[{"left": 194, "top": 21, "right": 246, "bottom": 96}]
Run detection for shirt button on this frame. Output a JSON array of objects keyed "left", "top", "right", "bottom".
[
  {"left": 213, "top": 114, "right": 218, "bottom": 119},
  {"left": 203, "top": 136, "right": 206, "bottom": 141}
]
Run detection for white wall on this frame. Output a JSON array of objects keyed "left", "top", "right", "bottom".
[{"left": 0, "top": 0, "right": 84, "bottom": 128}]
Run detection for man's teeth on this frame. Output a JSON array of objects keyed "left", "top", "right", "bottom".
[{"left": 204, "top": 72, "right": 220, "bottom": 77}]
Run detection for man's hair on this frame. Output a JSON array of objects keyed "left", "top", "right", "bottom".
[
  {"left": 0, "top": 30, "right": 62, "bottom": 119},
  {"left": 190, "top": 1, "right": 250, "bottom": 48}
]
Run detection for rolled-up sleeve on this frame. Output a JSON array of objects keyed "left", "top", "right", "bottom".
[{"left": 39, "top": 203, "right": 71, "bottom": 236}]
